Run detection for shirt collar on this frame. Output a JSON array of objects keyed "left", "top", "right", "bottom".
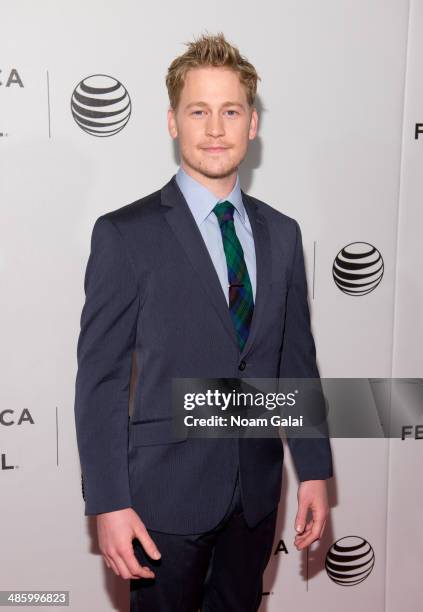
[{"left": 175, "top": 165, "right": 246, "bottom": 225}]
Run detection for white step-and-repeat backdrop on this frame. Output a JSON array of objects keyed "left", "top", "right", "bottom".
[{"left": 1, "top": 1, "right": 421, "bottom": 611}]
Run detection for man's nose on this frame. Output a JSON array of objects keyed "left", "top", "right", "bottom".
[{"left": 205, "top": 113, "right": 225, "bottom": 137}]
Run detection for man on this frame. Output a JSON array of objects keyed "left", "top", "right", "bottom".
[{"left": 74, "top": 32, "right": 333, "bottom": 611}]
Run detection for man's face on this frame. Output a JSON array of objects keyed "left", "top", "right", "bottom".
[{"left": 168, "top": 66, "right": 258, "bottom": 180}]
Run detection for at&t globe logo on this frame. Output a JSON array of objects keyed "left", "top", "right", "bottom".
[
  {"left": 71, "top": 74, "right": 131, "bottom": 136},
  {"left": 325, "top": 535, "right": 375, "bottom": 585},
  {"left": 333, "top": 241, "right": 384, "bottom": 295}
]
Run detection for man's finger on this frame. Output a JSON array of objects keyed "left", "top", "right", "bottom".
[
  {"left": 294, "top": 506, "right": 309, "bottom": 533},
  {"left": 318, "top": 518, "right": 327, "bottom": 539},
  {"left": 134, "top": 524, "right": 161, "bottom": 560},
  {"left": 104, "top": 555, "right": 120, "bottom": 576},
  {"left": 124, "top": 548, "right": 156, "bottom": 579},
  {"left": 112, "top": 554, "right": 137, "bottom": 580},
  {"left": 294, "top": 519, "right": 313, "bottom": 542},
  {"left": 115, "top": 551, "right": 155, "bottom": 580},
  {"left": 295, "top": 520, "right": 324, "bottom": 549}
]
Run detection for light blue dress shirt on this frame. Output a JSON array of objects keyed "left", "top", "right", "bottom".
[{"left": 175, "top": 166, "right": 257, "bottom": 306}]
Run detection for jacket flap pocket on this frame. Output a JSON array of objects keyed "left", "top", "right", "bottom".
[{"left": 130, "top": 420, "right": 188, "bottom": 446}]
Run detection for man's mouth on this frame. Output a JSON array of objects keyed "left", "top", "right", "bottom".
[{"left": 201, "top": 146, "right": 229, "bottom": 153}]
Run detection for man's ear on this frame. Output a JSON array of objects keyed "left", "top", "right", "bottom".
[
  {"left": 167, "top": 107, "right": 178, "bottom": 139},
  {"left": 248, "top": 107, "right": 258, "bottom": 140}
]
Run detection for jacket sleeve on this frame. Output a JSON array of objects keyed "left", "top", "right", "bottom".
[
  {"left": 279, "top": 219, "right": 333, "bottom": 482},
  {"left": 74, "top": 215, "right": 139, "bottom": 515}
]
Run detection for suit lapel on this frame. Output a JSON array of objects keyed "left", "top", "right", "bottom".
[
  {"left": 239, "top": 190, "right": 272, "bottom": 359},
  {"left": 161, "top": 176, "right": 272, "bottom": 359}
]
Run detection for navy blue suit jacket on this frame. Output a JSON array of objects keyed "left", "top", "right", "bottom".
[{"left": 74, "top": 175, "right": 333, "bottom": 534}]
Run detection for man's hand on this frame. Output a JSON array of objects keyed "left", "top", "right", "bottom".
[
  {"left": 294, "top": 480, "right": 329, "bottom": 551},
  {"left": 97, "top": 507, "right": 161, "bottom": 580}
]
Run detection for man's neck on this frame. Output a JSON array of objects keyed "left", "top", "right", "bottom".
[{"left": 180, "top": 161, "right": 237, "bottom": 200}]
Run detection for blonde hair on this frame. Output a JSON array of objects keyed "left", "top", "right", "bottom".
[{"left": 166, "top": 32, "right": 260, "bottom": 110}]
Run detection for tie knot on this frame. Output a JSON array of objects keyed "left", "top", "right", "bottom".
[{"left": 213, "top": 200, "right": 235, "bottom": 225}]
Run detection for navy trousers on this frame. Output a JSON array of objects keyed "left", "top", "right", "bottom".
[{"left": 129, "top": 470, "right": 278, "bottom": 612}]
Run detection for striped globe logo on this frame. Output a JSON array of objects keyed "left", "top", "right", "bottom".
[
  {"left": 325, "top": 536, "right": 375, "bottom": 586},
  {"left": 71, "top": 74, "right": 131, "bottom": 137},
  {"left": 333, "top": 241, "right": 384, "bottom": 295}
]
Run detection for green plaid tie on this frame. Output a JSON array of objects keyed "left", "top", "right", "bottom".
[{"left": 213, "top": 200, "right": 254, "bottom": 351}]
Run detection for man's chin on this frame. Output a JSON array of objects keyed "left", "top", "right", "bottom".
[{"left": 193, "top": 162, "right": 239, "bottom": 180}]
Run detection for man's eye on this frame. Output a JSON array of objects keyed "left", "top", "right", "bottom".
[
  {"left": 191, "top": 110, "right": 205, "bottom": 116},
  {"left": 225, "top": 110, "right": 239, "bottom": 116}
]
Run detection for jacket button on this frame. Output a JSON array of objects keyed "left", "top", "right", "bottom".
[{"left": 238, "top": 360, "right": 246, "bottom": 371}]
